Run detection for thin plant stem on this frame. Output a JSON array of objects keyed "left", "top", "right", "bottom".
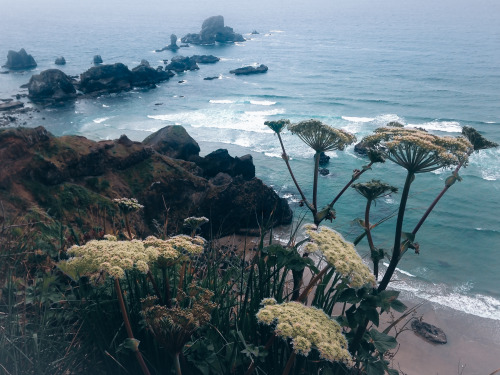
[
  {"left": 244, "top": 334, "right": 276, "bottom": 375},
  {"left": 364, "top": 199, "right": 378, "bottom": 280},
  {"left": 297, "top": 265, "right": 331, "bottom": 303},
  {"left": 174, "top": 352, "right": 182, "bottom": 375},
  {"left": 277, "top": 133, "right": 314, "bottom": 212},
  {"left": 328, "top": 163, "right": 373, "bottom": 209},
  {"left": 412, "top": 161, "right": 464, "bottom": 236},
  {"left": 378, "top": 172, "right": 414, "bottom": 292},
  {"left": 114, "top": 278, "right": 151, "bottom": 375},
  {"left": 162, "top": 268, "right": 172, "bottom": 308},
  {"left": 282, "top": 351, "right": 296, "bottom": 375},
  {"left": 313, "top": 152, "right": 320, "bottom": 215},
  {"left": 124, "top": 214, "right": 132, "bottom": 239}
]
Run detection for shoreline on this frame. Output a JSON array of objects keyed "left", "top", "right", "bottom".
[{"left": 216, "top": 232, "right": 500, "bottom": 375}]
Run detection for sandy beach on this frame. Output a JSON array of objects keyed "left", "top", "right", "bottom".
[{"left": 215, "top": 233, "right": 500, "bottom": 375}]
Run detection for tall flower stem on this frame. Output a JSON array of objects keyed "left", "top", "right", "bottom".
[
  {"left": 174, "top": 352, "right": 182, "bottom": 375},
  {"left": 364, "top": 199, "right": 378, "bottom": 279},
  {"left": 244, "top": 334, "right": 276, "bottom": 375},
  {"left": 277, "top": 133, "right": 314, "bottom": 212},
  {"left": 297, "top": 265, "right": 331, "bottom": 303},
  {"left": 162, "top": 268, "right": 172, "bottom": 308},
  {"left": 124, "top": 214, "right": 132, "bottom": 239},
  {"left": 378, "top": 172, "right": 414, "bottom": 292},
  {"left": 328, "top": 163, "right": 373, "bottom": 209},
  {"left": 282, "top": 351, "right": 296, "bottom": 375},
  {"left": 412, "top": 161, "right": 464, "bottom": 236},
  {"left": 114, "top": 278, "right": 151, "bottom": 375},
  {"left": 312, "top": 152, "right": 320, "bottom": 216}
]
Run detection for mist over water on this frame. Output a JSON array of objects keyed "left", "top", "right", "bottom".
[{"left": 1, "top": 0, "right": 500, "bottom": 319}]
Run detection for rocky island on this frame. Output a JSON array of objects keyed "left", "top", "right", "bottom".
[{"left": 181, "top": 15, "right": 245, "bottom": 45}]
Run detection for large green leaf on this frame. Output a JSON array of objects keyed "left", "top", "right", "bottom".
[{"left": 369, "top": 329, "right": 397, "bottom": 353}]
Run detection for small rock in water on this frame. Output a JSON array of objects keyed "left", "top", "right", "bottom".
[
  {"left": 319, "top": 168, "right": 329, "bottom": 176},
  {"left": 178, "top": 80, "right": 185, "bottom": 84},
  {"left": 319, "top": 152, "right": 330, "bottom": 165},
  {"left": 411, "top": 320, "right": 447, "bottom": 344},
  {"left": 93, "top": 55, "right": 103, "bottom": 65},
  {"left": 204, "top": 76, "right": 219, "bottom": 80},
  {"left": 55, "top": 56, "right": 66, "bottom": 65}
]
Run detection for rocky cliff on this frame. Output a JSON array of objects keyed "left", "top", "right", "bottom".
[{"left": 0, "top": 125, "right": 292, "bottom": 238}]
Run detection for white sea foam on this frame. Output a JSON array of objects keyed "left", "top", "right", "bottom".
[
  {"left": 93, "top": 117, "right": 111, "bottom": 124},
  {"left": 102, "top": 104, "right": 110, "bottom": 108},
  {"left": 209, "top": 99, "right": 235, "bottom": 104},
  {"left": 382, "top": 264, "right": 500, "bottom": 320},
  {"left": 250, "top": 100, "right": 276, "bottom": 106},
  {"left": 342, "top": 116, "right": 374, "bottom": 123},
  {"left": 264, "top": 152, "right": 282, "bottom": 158},
  {"left": 270, "top": 30, "right": 285, "bottom": 33},
  {"left": 407, "top": 120, "right": 462, "bottom": 133}
]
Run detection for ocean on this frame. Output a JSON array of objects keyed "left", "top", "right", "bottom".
[{"left": 1, "top": 0, "right": 499, "bottom": 321}]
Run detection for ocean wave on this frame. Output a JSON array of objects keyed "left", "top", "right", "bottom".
[
  {"left": 92, "top": 117, "right": 112, "bottom": 124},
  {"left": 102, "top": 104, "right": 110, "bottom": 108},
  {"left": 244, "top": 109, "right": 283, "bottom": 116},
  {"left": 264, "top": 152, "right": 282, "bottom": 158},
  {"left": 387, "top": 267, "right": 500, "bottom": 320},
  {"left": 209, "top": 99, "right": 235, "bottom": 104},
  {"left": 407, "top": 120, "right": 462, "bottom": 133},
  {"left": 250, "top": 100, "right": 276, "bottom": 106},
  {"left": 342, "top": 116, "right": 375, "bottom": 123}
]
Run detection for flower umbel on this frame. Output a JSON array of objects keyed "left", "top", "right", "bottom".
[
  {"left": 256, "top": 301, "right": 351, "bottom": 362},
  {"left": 288, "top": 119, "right": 356, "bottom": 153},
  {"left": 265, "top": 119, "right": 291, "bottom": 134},
  {"left": 362, "top": 127, "right": 471, "bottom": 173},
  {"left": 352, "top": 179, "right": 398, "bottom": 202},
  {"left": 113, "top": 197, "right": 144, "bottom": 214},
  {"left": 305, "top": 226, "right": 375, "bottom": 288}
]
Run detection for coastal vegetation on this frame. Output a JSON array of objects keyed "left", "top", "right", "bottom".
[{"left": 0, "top": 120, "right": 497, "bottom": 375}]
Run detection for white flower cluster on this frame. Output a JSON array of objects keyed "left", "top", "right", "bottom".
[
  {"left": 257, "top": 301, "right": 351, "bottom": 362},
  {"left": 113, "top": 197, "right": 144, "bottom": 213},
  {"left": 305, "top": 226, "right": 375, "bottom": 288},
  {"left": 59, "top": 235, "right": 205, "bottom": 280}
]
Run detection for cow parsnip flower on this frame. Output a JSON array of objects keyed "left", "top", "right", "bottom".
[
  {"left": 362, "top": 127, "right": 471, "bottom": 173},
  {"left": 352, "top": 179, "right": 398, "bottom": 202},
  {"left": 265, "top": 119, "right": 291, "bottom": 134},
  {"left": 59, "top": 238, "right": 158, "bottom": 280},
  {"left": 256, "top": 301, "right": 351, "bottom": 362},
  {"left": 305, "top": 226, "right": 375, "bottom": 288},
  {"left": 113, "top": 197, "right": 144, "bottom": 213},
  {"left": 288, "top": 119, "right": 356, "bottom": 153}
]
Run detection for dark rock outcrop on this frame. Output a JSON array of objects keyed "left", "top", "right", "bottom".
[
  {"left": 181, "top": 15, "right": 245, "bottom": 45},
  {"left": 411, "top": 320, "right": 447, "bottom": 344},
  {"left": 55, "top": 56, "right": 66, "bottom": 65},
  {"left": 93, "top": 55, "right": 103, "bottom": 65},
  {"left": 78, "top": 63, "right": 174, "bottom": 95},
  {"left": 251, "top": 30, "right": 259, "bottom": 35},
  {"left": 319, "top": 168, "right": 329, "bottom": 176},
  {"left": 156, "top": 34, "right": 180, "bottom": 52},
  {"left": 319, "top": 152, "right": 330, "bottom": 165},
  {"left": 0, "top": 125, "right": 292, "bottom": 237},
  {"left": 230, "top": 64, "right": 268, "bottom": 75},
  {"left": 2, "top": 49, "right": 37, "bottom": 70},
  {"left": 164, "top": 56, "right": 199, "bottom": 73},
  {"left": 196, "top": 149, "right": 255, "bottom": 180},
  {"left": 142, "top": 125, "right": 200, "bottom": 160},
  {"left": 27, "top": 69, "right": 77, "bottom": 103},
  {"left": 204, "top": 76, "right": 219, "bottom": 81},
  {"left": 190, "top": 55, "right": 220, "bottom": 64}
]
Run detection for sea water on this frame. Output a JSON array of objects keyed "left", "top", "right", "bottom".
[{"left": 1, "top": 0, "right": 499, "bottom": 320}]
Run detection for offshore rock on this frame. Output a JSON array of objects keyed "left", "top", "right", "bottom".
[
  {"left": 164, "top": 56, "right": 199, "bottom": 72},
  {"left": 319, "top": 152, "right": 330, "bottom": 165},
  {"left": 93, "top": 55, "right": 103, "bottom": 64},
  {"left": 190, "top": 55, "right": 220, "bottom": 64},
  {"left": 0, "top": 101, "right": 24, "bottom": 111},
  {"left": 156, "top": 34, "right": 180, "bottom": 52},
  {"left": 196, "top": 149, "right": 255, "bottom": 180},
  {"left": 2, "top": 49, "right": 37, "bottom": 70},
  {"left": 28, "top": 69, "right": 77, "bottom": 103},
  {"left": 230, "top": 64, "right": 268, "bottom": 75},
  {"left": 54, "top": 56, "right": 66, "bottom": 65},
  {"left": 181, "top": 15, "right": 245, "bottom": 45},
  {"left": 411, "top": 320, "right": 447, "bottom": 344},
  {"left": 78, "top": 63, "right": 173, "bottom": 95},
  {"left": 0, "top": 126, "right": 292, "bottom": 237}
]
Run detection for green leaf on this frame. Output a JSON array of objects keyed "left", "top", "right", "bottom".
[
  {"left": 337, "top": 288, "right": 359, "bottom": 303},
  {"left": 366, "top": 360, "right": 386, "bottom": 375},
  {"left": 387, "top": 369, "right": 400, "bottom": 375},
  {"left": 364, "top": 307, "right": 380, "bottom": 327},
  {"left": 369, "top": 329, "right": 397, "bottom": 353},
  {"left": 390, "top": 299, "right": 407, "bottom": 313}
]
